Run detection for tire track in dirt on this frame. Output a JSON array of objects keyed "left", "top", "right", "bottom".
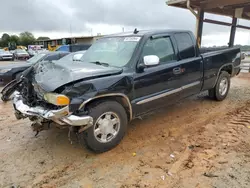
[
  {"left": 120, "top": 101, "right": 250, "bottom": 188},
  {"left": 228, "top": 105, "right": 250, "bottom": 127},
  {"left": 20, "top": 102, "right": 250, "bottom": 188}
]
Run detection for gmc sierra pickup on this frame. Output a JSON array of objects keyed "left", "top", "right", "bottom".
[{"left": 2, "top": 30, "right": 241, "bottom": 153}]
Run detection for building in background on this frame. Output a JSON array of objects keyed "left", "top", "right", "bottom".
[{"left": 35, "top": 35, "right": 102, "bottom": 49}]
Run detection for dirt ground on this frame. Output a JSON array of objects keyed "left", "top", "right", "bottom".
[{"left": 0, "top": 73, "right": 250, "bottom": 188}]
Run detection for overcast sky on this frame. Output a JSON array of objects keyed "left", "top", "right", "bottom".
[{"left": 1, "top": 0, "right": 250, "bottom": 46}]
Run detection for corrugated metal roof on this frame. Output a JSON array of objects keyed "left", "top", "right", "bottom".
[{"left": 166, "top": 0, "right": 250, "bottom": 20}]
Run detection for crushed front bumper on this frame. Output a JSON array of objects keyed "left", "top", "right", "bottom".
[{"left": 13, "top": 92, "right": 93, "bottom": 127}]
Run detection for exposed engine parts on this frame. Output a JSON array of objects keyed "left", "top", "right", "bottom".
[
  {"left": 31, "top": 119, "right": 51, "bottom": 137},
  {"left": 14, "top": 110, "right": 26, "bottom": 120}
]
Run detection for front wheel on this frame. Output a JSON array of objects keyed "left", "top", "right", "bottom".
[
  {"left": 208, "top": 71, "right": 231, "bottom": 101},
  {"left": 79, "top": 101, "right": 128, "bottom": 153}
]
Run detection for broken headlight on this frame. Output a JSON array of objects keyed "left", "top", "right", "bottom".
[{"left": 44, "top": 93, "right": 70, "bottom": 106}]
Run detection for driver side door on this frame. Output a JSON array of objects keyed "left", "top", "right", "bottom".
[{"left": 132, "top": 35, "right": 184, "bottom": 116}]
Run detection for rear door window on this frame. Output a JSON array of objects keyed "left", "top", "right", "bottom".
[{"left": 174, "top": 33, "right": 196, "bottom": 59}]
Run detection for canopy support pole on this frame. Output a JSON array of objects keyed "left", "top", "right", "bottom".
[
  {"left": 229, "top": 17, "right": 237, "bottom": 47},
  {"left": 196, "top": 9, "right": 204, "bottom": 47}
]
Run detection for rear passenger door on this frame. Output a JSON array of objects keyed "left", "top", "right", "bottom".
[{"left": 173, "top": 32, "right": 203, "bottom": 97}]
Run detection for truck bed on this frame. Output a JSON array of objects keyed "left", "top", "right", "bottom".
[{"left": 201, "top": 47, "right": 241, "bottom": 91}]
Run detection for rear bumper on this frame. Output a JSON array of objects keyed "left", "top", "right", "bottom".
[{"left": 13, "top": 92, "right": 93, "bottom": 127}]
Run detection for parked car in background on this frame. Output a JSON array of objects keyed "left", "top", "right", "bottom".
[
  {"left": 0, "top": 51, "right": 69, "bottom": 85},
  {"left": 28, "top": 45, "right": 46, "bottom": 57},
  {"left": 9, "top": 50, "right": 15, "bottom": 54},
  {"left": 13, "top": 49, "right": 30, "bottom": 60},
  {"left": 27, "top": 49, "right": 37, "bottom": 58},
  {"left": 56, "top": 44, "right": 91, "bottom": 52},
  {"left": 0, "top": 49, "right": 14, "bottom": 61}
]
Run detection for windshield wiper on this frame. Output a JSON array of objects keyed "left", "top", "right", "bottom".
[{"left": 89, "top": 61, "right": 109, "bottom": 67}]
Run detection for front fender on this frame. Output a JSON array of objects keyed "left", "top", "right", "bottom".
[
  {"left": 78, "top": 93, "right": 133, "bottom": 121},
  {"left": 62, "top": 74, "right": 134, "bottom": 119}
]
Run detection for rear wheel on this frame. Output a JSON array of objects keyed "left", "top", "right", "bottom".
[
  {"left": 208, "top": 71, "right": 230, "bottom": 101},
  {"left": 79, "top": 101, "right": 128, "bottom": 153}
]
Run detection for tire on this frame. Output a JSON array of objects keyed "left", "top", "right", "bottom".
[
  {"left": 79, "top": 101, "right": 128, "bottom": 153},
  {"left": 208, "top": 71, "right": 230, "bottom": 101}
]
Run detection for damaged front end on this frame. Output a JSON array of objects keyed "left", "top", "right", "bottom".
[
  {"left": 5, "top": 65, "right": 93, "bottom": 135},
  {"left": 13, "top": 91, "right": 93, "bottom": 135}
]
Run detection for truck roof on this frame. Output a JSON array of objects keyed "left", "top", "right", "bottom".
[{"left": 104, "top": 29, "right": 191, "bottom": 38}]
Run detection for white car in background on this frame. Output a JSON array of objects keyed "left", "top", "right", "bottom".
[
  {"left": 13, "top": 49, "right": 30, "bottom": 60},
  {"left": 0, "top": 49, "right": 14, "bottom": 61},
  {"left": 28, "top": 49, "right": 49, "bottom": 57}
]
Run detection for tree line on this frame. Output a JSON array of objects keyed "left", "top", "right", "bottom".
[{"left": 0, "top": 31, "right": 50, "bottom": 48}]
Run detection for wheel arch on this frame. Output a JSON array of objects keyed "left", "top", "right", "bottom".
[
  {"left": 220, "top": 64, "right": 233, "bottom": 75},
  {"left": 213, "top": 63, "right": 233, "bottom": 88},
  {"left": 79, "top": 93, "right": 133, "bottom": 121}
]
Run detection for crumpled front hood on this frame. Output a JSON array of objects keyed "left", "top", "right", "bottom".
[{"left": 34, "top": 60, "right": 123, "bottom": 91}]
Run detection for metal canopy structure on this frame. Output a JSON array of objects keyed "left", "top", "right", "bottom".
[{"left": 167, "top": 0, "right": 250, "bottom": 47}]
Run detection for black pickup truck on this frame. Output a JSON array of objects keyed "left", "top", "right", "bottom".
[{"left": 2, "top": 30, "right": 241, "bottom": 153}]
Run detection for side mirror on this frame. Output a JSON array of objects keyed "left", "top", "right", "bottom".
[
  {"left": 72, "top": 54, "right": 83, "bottom": 61},
  {"left": 137, "top": 55, "right": 160, "bottom": 73},
  {"left": 143, "top": 55, "right": 160, "bottom": 66}
]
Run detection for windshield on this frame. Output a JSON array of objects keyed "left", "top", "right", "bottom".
[
  {"left": 27, "top": 53, "right": 46, "bottom": 64},
  {"left": 80, "top": 37, "right": 140, "bottom": 67}
]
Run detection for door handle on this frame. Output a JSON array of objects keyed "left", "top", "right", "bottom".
[{"left": 173, "top": 67, "right": 182, "bottom": 75}]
